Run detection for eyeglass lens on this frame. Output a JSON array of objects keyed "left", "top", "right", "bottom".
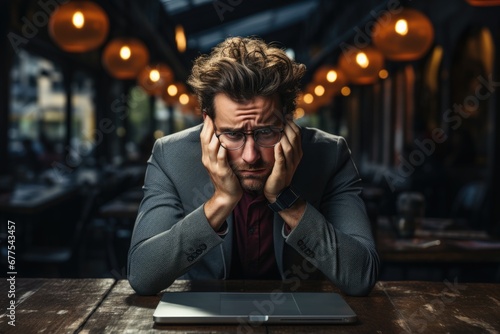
[{"left": 218, "top": 128, "right": 282, "bottom": 150}]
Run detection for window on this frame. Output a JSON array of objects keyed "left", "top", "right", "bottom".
[{"left": 9, "top": 50, "right": 64, "bottom": 177}]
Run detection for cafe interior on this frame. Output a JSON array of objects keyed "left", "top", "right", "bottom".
[{"left": 1, "top": 0, "right": 500, "bottom": 285}]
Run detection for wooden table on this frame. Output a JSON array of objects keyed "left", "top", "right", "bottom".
[
  {"left": 376, "top": 217, "right": 500, "bottom": 282},
  {"left": 377, "top": 217, "right": 500, "bottom": 263},
  {"left": 1, "top": 279, "right": 499, "bottom": 333}
]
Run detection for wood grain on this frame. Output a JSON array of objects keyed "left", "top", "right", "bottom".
[
  {"left": 380, "top": 280, "right": 500, "bottom": 333},
  {"left": 0, "top": 278, "right": 115, "bottom": 334},
  {"left": 2, "top": 279, "right": 499, "bottom": 333},
  {"left": 81, "top": 280, "right": 267, "bottom": 333}
]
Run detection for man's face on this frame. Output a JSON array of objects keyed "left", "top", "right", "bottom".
[{"left": 213, "top": 93, "right": 284, "bottom": 194}]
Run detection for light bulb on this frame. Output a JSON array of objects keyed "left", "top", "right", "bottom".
[
  {"left": 356, "top": 52, "right": 369, "bottom": 69},
  {"left": 119, "top": 46, "right": 131, "bottom": 60},
  {"left": 395, "top": 19, "right": 409, "bottom": 36},
  {"left": 72, "top": 11, "right": 85, "bottom": 29},
  {"left": 327, "top": 70, "right": 338, "bottom": 83}
]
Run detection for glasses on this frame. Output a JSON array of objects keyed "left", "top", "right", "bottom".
[{"left": 215, "top": 127, "right": 284, "bottom": 150}]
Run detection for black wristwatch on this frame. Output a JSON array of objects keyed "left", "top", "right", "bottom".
[{"left": 268, "top": 186, "right": 300, "bottom": 212}]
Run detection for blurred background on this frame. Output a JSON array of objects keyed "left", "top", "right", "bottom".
[{"left": 1, "top": 0, "right": 499, "bottom": 282}]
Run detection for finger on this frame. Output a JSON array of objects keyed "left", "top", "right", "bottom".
[
  {"left": 201, "top": 117, "right": 221, "bottom": 168},
  {"left": 200, "top": 115, "right": 214, "bottom": 144},
  {"left": 284, "top": 120, "right": 302, "bottom": 160},
  {"left": 279, "top": 127, "right": 293, "bottom": 163},
  {"left": 273, "top": 142, "right": 286, "bottom": 173},
  {"left": 280, "top": 122, "right": 301, "bottom": 163},
  {"left": 207, "top": 133, "right": 221, "bottom": 164},
  {"left": 216, "top": 141, "right": 228, "bottom": 167},
  {"left": 287, "top": 119, "right": 301, "bottom": 137},
  {"left": 284, "top": 119, "right": 300, "bottom": 142},
  {"left": 270, "top": 142, "right": 287, "bottom": 191}
]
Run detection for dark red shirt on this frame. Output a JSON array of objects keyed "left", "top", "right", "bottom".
[{"left": 230, "top": 192, "right": 281, "bottom": 279}]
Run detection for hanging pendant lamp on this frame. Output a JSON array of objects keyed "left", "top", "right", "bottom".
[
  {"left": 49, "top": 1, "right": 109, "bottom": 53},
  {"left": 338, "top": 47, "right": 385, "bottom": 84},
  {"left": 466, "top": 0, "right": 500, "bottom": 6},
  {"left": 102, "top": 38, "right": 150, "bottom": 79},
  {"left": 372, "top": 8, "right": 434, "bottom": 61},
  {"left": 313, "top": 66, "right": 348, "bottom": 95},
  {"left": 138, "top": 63, "right": 174, "bottom": 96}
]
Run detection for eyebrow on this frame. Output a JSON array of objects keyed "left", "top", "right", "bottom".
[
  {"left": 217, "top": 124, "right": 279, "bottom": 132},
  {"left": 217, "top": 111, "right": 284, "bottom": 132}
]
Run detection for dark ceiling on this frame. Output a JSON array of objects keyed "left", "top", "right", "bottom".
[
  {"left": 7, "top": 0, "right": 500, "bottom": 85},
  {"left": 155, "top": 0, "right": 407, "bottom": 81},
  {"left": 159, "top": 0, "right": 327, "bottom": 79},
  {"left": 153, "top": 0, "right": 500, "bottom": 82}
]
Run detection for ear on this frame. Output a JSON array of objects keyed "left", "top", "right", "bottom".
[{"left": 202, "top": 111, "right": 207, "bottom": 120}]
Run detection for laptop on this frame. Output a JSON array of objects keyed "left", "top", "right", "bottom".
[{"left": 153, "top": 291, "right": 357, "bottom": 325}]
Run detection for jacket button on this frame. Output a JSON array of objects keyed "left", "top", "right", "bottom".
[{"left": 200, "top": 244, "right": 207, "bottom": 250}]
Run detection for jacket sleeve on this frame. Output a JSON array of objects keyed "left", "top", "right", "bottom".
[
  {"left": 284, "top": 137, "right": 379, "bottom": 296},
  {"left": 127, "top": 139, "right": 223, "bottom": 295}
]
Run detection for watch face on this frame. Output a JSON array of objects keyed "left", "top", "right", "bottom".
[
  {"left": 269, "top": 186, "right": 300, "bottom": 212},
  {"left": 280, "top": 187, "right": 299, "bottom": 206}
]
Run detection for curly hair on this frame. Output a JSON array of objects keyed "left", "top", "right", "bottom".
[{"left": 187, "top": 37, "right": 306, "bottom": 119}]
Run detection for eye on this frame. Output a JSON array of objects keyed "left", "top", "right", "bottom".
[
  {"left": 256, "top": 128, "right": 274, "bottom": 138},
  {"left": 224, "top": 132, "right": 244, "bottom": 141}
]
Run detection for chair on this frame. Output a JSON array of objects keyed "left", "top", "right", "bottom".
[
  {"left": 20, "top": 185, "right": 101, "bottom": 277},
  {"left": 98, "top": 186, "right": 141, "bottom": 273}
]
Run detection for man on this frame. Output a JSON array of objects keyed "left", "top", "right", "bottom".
[{"left": 128, "top": 37, "right": 379, "bottom": 296}]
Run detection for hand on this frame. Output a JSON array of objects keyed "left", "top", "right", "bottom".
[
  {"left": 264, "top": 118, "right": 303, "bottom": 202},
  {"left": 200, "top": 115, "right": 243, "bottom": 207}
]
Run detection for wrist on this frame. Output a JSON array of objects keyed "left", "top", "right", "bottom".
[
  {"left": 268, "top": 186, "right": 300, "bottom": 213},
  {"left": 205, "top": 192, "right": 240, "bottom": 231},
  {"left": 213, "top": 190, "right": 241, "bottom": 207},
  {"left": 279, "top": 199, "right": 306, "bottom": 230}
]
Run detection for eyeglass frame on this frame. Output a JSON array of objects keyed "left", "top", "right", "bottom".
[{"left": 214, "top": 127, "right": 284, "bottom": 150}]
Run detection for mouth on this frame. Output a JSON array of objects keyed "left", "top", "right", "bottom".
[{"left": 239, "top": 169, "right": 267, "bottom": 176}]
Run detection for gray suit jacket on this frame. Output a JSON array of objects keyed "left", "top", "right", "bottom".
[{"left": 128, "top": 124, "right": 379, "bottom": 296}]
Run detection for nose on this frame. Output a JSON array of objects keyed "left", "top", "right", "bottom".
[{"left": 241, "top": 136, "right": 260, "bottom": 165}]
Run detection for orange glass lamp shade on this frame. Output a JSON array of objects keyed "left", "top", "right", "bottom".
[
  {"left": 372, "top": 8, "right": 434, "bottom": 61},
  {"left": 296, "top": 92, "right": 319, "bottom": 114},
  {"left": 180, "top": 94, "right": 200, "bottom": 114},
  {"left": 466, "top": 0, "right": 500, "bottom": 6},
  {"left": 163, "top": 83, "right": 177, "bottom": 104},
  {"left": 102, "top": 38, "right": 149, "bottom": 79},
  {"left": 305, "top": 82, "right": 332, "bottom": 107},
  {"left": 313, "top": 65, "right": 336, "bottom": 83},
  {"left": 338, "top": 47, "right": 384, "bottom": 85},
  {"left": 138, "top": 63, "right": 174, "bottom": 96},
  {"left": 313, "top": 66, "right": 347, "bottom": 95},
  {"left": 163, "top": 82, "right": 183, "bottom": 105},
  {"left": 49, "top": 1, "right": 109, "bottom": 52}
]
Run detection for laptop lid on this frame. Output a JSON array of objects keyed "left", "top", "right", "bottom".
[{"left": 153, "top": 292, "right": 357, "bottom": 325}]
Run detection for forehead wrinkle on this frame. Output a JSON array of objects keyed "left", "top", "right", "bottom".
[
  {"left": 231, "top": 109, "right": 280, "bottom": 129},
  {"left": 214, "top": 94, "right": 282, "bottom": 129}
]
